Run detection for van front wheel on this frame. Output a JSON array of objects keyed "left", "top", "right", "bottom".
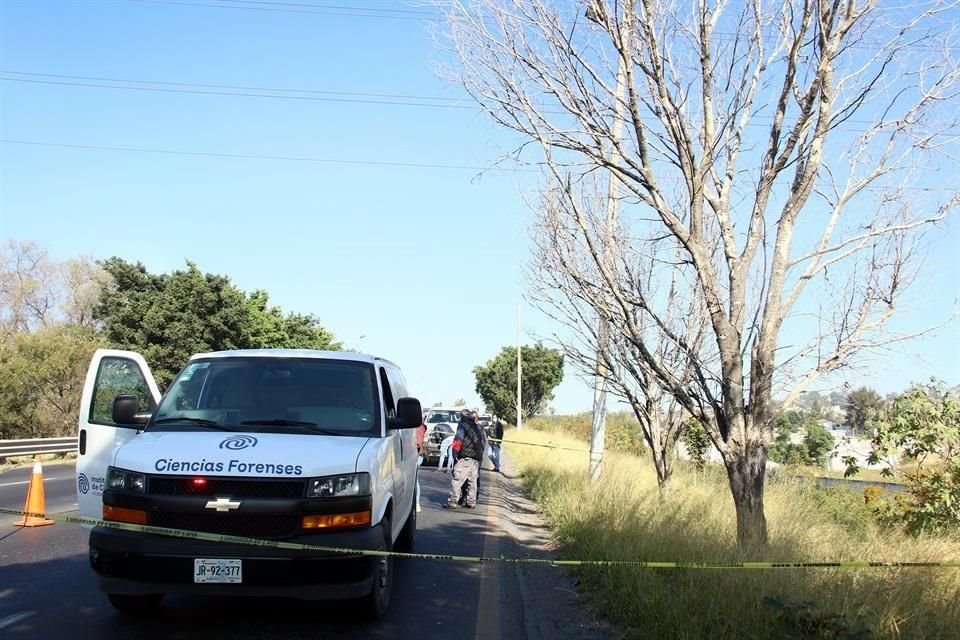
[{"left": 359, "top": 519, "right": 393, "bottom": 620}]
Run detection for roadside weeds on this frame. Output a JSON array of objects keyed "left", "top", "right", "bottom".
[{"left": 503, "top": 428, "right": 960, "bottom": 640}]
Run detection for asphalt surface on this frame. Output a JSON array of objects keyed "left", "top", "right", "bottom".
[{"left": 0, "top": 459, "right": 612, "bottom": 640}]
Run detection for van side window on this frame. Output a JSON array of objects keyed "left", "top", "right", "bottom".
[
  {"left": 89, "top": 357, "right": 156, "bottom": 427},
  {"left": 379, "top": 368, "right": 396, "bottom": 419}
]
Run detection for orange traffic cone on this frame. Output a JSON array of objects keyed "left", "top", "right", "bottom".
[{"left": 14, "top": 460, "right": 55, "bottom": 527}]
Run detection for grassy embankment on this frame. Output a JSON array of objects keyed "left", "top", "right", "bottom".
[{"left": 503, "top": 425, "right": 960, "bottom": 639}]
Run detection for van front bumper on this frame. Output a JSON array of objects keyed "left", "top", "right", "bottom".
[{"left": 89, "top": 523, "right": 385, "bottom": 600}]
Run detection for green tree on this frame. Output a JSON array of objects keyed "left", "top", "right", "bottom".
[
  {"left": 473, "top": 344, "right": 563, "bottom": 421},
  {"left": 829, "top": 390, "right": 847, "bottom": 408},
  {"left": 769, "top": 411, "right": 836, "bottom": 467},
  {"left": 843, "top": 387, "right": 885, "bottom": 435},
  {"left": 804, "top": 422, "right": 836, "bottom": 467},
  {"left": 96, "top": 258, "right": 339, "bottom": 387},
  {"left": 245, "top": 290, "right": 340, "bottom": 350},
  {"left": 845, "top": 380, "right": 960, "bottom": 534},
  {"left": 97, "top": 259, "right": 250, "bottom": 386},
  {"left": 0, "top": 326, "right": 104, "bottom": 438},
  {"left": 769, "top": 413, "right": 807, "bottom": 465}
]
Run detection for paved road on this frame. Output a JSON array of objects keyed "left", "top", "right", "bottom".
[
  {"left": 0, "top": 462, "right": 77, "bottom": 517},
  {"left": 0, "top": 460, "right": 611, "bottom": 640}
]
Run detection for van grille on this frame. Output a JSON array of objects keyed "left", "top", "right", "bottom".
[
  {"left": 148, "top": 476, "right": 305, "bottom": 499},
  {"left": 149, "top": 512, "right": 301, "bottom": 539}
]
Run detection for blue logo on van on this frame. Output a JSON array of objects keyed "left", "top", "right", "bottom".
[
  {"left": 219, "top": 435, "right": 258, "bottom": 450},
  {"left": 78, "top": 473, "right": 89, "bottom": 495}
]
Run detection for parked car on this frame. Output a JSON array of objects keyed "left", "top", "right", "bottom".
[
  {"left": 477, "top": 414, "right": 493, "bottom": 436},
  {"left": 422, "top": 407, "right": 462, "bottom": 439},
  {"left": 423, "top": 423, "right": 455, "bottom": 466},
  {"left": 76, "top": 348, "right": 422, "bottom": 619}
]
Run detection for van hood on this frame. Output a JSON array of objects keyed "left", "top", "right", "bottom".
[{"left": 113, "top": 431, "right": 371, "bottom": 479}]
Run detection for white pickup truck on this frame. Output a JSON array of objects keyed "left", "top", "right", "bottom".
[{"left": 75, "top": 348, "right": 422, "bottom": 618}]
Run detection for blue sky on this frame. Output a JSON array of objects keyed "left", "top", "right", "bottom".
[{"left": 1, "top": 0, "right": 957, "bottom": 414}]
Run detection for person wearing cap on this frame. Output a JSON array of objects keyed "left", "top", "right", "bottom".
[{"left": 444, "top": 409, "right": 486, "bottom": 509}]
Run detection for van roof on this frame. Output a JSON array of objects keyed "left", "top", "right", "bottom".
[{"left": 188, "top": 349, "right": 397, "bottom": 367}]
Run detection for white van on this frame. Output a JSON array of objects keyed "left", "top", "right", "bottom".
[
  {"left": 75, "top": 348, "right": 422, "bottom": 618},
  {"left": 423, "top": 406, "right": 463, "bottom": 437}
]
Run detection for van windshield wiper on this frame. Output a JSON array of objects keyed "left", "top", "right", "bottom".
[
  {"left": 240, "top": 419, "right": 319, "bottom": 427},
  {"left": 239, "top": 419, "right": 349, "bottom": 436},
  {"left": 151, "top": 417, "right": 231, "bottom": 430}
]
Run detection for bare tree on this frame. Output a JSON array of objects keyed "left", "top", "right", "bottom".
[
  {"left": 443, "top": 0, "right": 960, "bottom": 547},
  {"left": 60, "top": 257, "right": 113, "bottom": 329},
  {"left": 0, "top": 240, "right": 59, "bottom": 336},
  {"left": 530, "top": 176, "right": 711, "bottom": 497},
  {"left": 0, "top": 243, "right": 112, "bottom": 335}
]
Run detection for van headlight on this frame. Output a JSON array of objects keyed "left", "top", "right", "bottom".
[
  {"left": 307, "top": 473, "right": 370, "bottom": 498},
  {"left": 106, "top": 467, "right": 146, "bottom": 493}
]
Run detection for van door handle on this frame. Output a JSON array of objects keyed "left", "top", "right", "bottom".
[{"left": 79, "top": 429, "right": 87, "bottom": 455}]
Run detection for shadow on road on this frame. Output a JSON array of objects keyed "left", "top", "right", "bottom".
[{"left": 0, "top": 469, "right": 546, "bottom": 640}]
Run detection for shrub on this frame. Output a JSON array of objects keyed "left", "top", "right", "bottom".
[{"left": 680, "top": 419, "right": 711, "bottom": 471}]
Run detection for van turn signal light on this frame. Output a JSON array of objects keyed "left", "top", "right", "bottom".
[
  {"left": 103, "top": 505, "right": 148, "bottom": 525},
  {"left": 301, "top": 511, "right": 371, "bottom": 530}
]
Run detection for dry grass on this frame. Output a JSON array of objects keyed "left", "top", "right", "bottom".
[{"left": 504, "top": 428, "right": 960, "bottom": 639}]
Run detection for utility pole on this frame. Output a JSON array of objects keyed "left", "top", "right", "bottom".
[
  {"left": 588, "top": 0, "right": 630, "bottom": 482},
  {"left": 516, "top": 300, "right": 522, "bottom": 431}
]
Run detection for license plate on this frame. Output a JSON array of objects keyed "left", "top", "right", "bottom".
[{"left": 193, "top": 558, "right": 242, "bottom": 584}]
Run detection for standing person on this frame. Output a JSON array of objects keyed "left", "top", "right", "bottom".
[
  {"left": 438, "top": 432, "right": 456, "bottom": 472},
  {"left": 415, "top": 421, "right": 426, "bottom": 512},
  {"left": 488, "top": 415, "right": 504, "bottom": 472},
  {"left": 460, "top": 410, "right": 488, "bottom": 505},
  {"left": 444, "top": 410, "right": 484, "bottom": 509}
]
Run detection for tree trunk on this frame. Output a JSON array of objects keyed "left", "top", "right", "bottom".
[
  {"left": 654, "top": 445, "right": 673, "bottom": 500},
  {"left": 724, "top": 442, "right": 768, "bottom": 551}
]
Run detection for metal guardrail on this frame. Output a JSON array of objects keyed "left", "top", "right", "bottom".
[
  {"left": 812, "top": 475, "right": 908, "bottom": 493},
  {"left": 777, "top": 473, "right": 907, "bottom": 493},
  {"left": 0, "top": 437, "right": 77, "bottom": 459}
]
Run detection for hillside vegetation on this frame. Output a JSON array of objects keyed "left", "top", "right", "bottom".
[{"left": 504, "top": 427, "right": 960, "bottom": 639}]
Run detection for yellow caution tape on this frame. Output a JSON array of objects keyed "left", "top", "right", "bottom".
[
  {"left": 489, "top": 438, "right": 588, "bottom": 453},
  {"left": 2, "top": 507, "right": 956, "bottom": 569}
]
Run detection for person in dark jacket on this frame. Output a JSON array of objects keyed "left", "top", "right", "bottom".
[
  {"left": 488, "top": 415, "right": 504, "bottom": 472},
  {"left": 444, "top": 410, "right": 486, "bottom": 509}
]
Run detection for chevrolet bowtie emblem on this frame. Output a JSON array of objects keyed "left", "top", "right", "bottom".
[{"left": 205, "top": 497, "right": 241, "bottom": 512}]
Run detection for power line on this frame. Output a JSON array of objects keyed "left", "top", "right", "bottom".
[
  {"left": 216, "top": 0, "right": 436, "bottom": 15},
  {"left": 130, "top": 0, "right": 958, "bottom": 52},
  {"left": 4, "top": 72, "right": 956, "bottom": 134},
  {"left": 0, "top": 76, "right": 476, "bottom": 110},
  {"left": 0, "top": 71, "right": 467, "bottom": 102},
  {"left": 0, "top": 139, "right": 529, "bottom": 172},
  {"left": 130, "top": 0, "right": 438, "bottom": 20},
  {"left": 1, "top": 139, "right": 954, "bottom": 194}
]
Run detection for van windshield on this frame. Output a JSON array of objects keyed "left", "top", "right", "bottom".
[{"left": 147, "top": 357, "right": 380, "bottom": 436}]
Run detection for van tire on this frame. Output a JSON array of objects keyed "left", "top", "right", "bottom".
[
  {"left": 359, "top": 518, "right": 393, "bottom": 620},
  {"left": 396, "top": 499, "right": 416, "bottom": 551},
  {"left": 107, "top": 593, "right": 164, "bottom": 614}
]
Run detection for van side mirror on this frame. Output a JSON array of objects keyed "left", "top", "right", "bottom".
[
  {"left": 394, "top": 397, "right": 423, "bottom": 429},
  {"left": 112, "top": 394, "right": 150, "bottom": 426}
]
